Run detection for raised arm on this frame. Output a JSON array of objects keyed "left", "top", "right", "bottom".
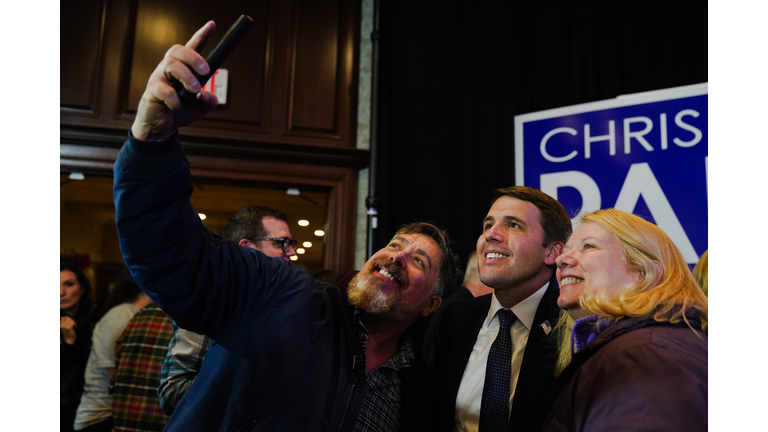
[{"left": 114, "top": 21, "right": 309, "bottom": 343}]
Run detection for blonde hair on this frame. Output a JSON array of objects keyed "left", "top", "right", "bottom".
[
  {"left": 579, "top": 209, "right": 708, "bottom": 329},
  {"left": 553, "top": 310, "right": 575, "bottom": 376},
  {"left": 692, "top": 250, "right": 708, "bottom": 297},
  {"left": 553, "top": 209, "right": 708, "bottom": 375},
  {"left": 463, "top": 251, "right": 479, "bottom": 285}
]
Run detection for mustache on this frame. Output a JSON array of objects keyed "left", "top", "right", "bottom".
[{"left": 368, "top": 258, "right": 408, "bottom": 287}]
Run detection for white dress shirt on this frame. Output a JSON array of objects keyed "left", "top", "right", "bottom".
[{"left": 453, "top": 282, "right": 550, "bottom": 432}]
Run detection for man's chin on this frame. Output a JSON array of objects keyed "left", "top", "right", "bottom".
[{"left": 348, "top": 271, "right": 397, "bottom": 315}]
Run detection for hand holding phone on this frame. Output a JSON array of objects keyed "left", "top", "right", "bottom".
[
  {"left": 132, "top": 17, "right": 253, "bottom": 141},
  {"left": 172, "top": 14, "right": 253, "bottom": 103}
]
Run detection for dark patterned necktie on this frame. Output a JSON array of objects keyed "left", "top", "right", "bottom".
[{"left": 478, "top": 309, "right": 517, "bottom": 432}]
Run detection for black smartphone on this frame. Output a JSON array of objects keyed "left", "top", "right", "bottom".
[{"left": 173, "top": 14, "right": 253, "bottom": 103}]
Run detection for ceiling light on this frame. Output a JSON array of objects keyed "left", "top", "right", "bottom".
[
  {"left": 290, "top": 255, "right": 298, "bottom": 261},
  {"left": 296, "top": 248, "right": 306, "bottom": 254},
  {"left": 69, "top": 172, "right": 85, "bottom": 180},
  {"left": 303, "top": 241, "right": 312, "bottom": 248},
  {"left": 198, "top": 213, "right": 207, "bottom": 220},
  {"left": 298, "top": 220, "right": 309, "bottom": 226},
  {"left": 314, "top": 230, "right": 325, "bottom": 237}
]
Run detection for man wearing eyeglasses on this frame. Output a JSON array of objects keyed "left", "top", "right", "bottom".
[
  {"left": 225, "top": 205, "right": 298, "bottom": 262},
  {"left": 158, "top": 204, "right": 296, "bottom": 415}
]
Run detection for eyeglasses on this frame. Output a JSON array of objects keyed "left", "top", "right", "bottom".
[{"left": 250, "top": 237, "right": 298, "bottom": 253}]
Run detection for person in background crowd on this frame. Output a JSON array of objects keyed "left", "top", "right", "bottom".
[
  {"left": 61, "top": 261, "right": 98, "bottom": 432},
  {"left": 112, "top": 302, "right": 174, "bottom": 431},
  {"left": 73, "top": 268, "right": 153, "bottom": 432},
  {"left": 159, "top": 204, "right": 296, "bottom": 415},
  {"left": 692, "top": 249, "right": 708, "bottom": 297},
  {"left": 543, "top": 209, "right": 707, "bottom": 432},
  {"left": 158, "top": 322, "right": 211, "bottom": 416}
]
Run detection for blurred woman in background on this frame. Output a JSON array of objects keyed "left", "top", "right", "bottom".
[
  {"left": 544, "top": 209, "right": 707, "bottom": 432},
  {"left": 61, "top": 262, "right": 98, "bottom": 432}
]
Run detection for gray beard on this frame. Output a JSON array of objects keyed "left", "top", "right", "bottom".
[{"left": 347, "top": 271, "right": 425, "bottom": 322}]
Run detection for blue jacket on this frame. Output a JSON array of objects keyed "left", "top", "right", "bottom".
[
  {"left": 113, "top": 133, "right": 440, "bottom": 432},
  {"left": 114, "top": 133, "right": 366, "bottom": 431}
]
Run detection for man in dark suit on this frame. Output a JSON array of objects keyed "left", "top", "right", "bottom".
[{"left": 426, "top": 186, "right": 572, "bottom": 432}]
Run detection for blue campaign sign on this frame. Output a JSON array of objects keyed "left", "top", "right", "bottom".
[{"left": 514, "top": 84, "right": 707, "bottom": 264}]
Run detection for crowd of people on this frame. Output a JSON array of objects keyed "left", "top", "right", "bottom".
[{"left": 61, "top": 20, "right": 708, "bottom": 432}]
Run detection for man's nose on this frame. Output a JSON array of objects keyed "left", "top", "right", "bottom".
[
  {"left": 484, "top": 223, "right": 503, "bottom": 243},
  {"left": 390, "top": 250, "right": 407, "bottom": 267}
]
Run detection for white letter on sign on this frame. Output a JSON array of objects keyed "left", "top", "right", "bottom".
[
  {"left": 613, "top": 162, "right": 699, "bottom": 263},
  {"left": 540, "top": 171, "right": 601, "bottom": 229},
  {"left": 540, "top": 127, "right": 578, "bottom": 163},
  {"left": 673, "top": 109, "right": 702, "bottom": 147},
  {"left": 623, "top": 116, "right": 654, "bottom": 154},
  {"left": 584, "top": 121, "right": 616, "bottom": 159}
]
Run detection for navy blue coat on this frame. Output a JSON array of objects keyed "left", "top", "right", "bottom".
[{"left": 113, "top": 134, "right": 439, "bottom": 432}]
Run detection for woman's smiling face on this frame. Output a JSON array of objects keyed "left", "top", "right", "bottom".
[{"left": 555, "top": 222, "right": 642, "bottom": 319}]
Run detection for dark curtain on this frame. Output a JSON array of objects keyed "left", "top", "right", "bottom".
[{"left": 374, "top": 0, "right": 707, "bottom": 265}]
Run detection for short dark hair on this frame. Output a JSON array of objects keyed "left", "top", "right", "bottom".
[
  {"left": 491, "top": 186, "right": 573, "bottom": 247},
  {"left": 392, "top": 222, "right": 463, "bottom": 298},
  {"left": 223, "top": 205, "right": 289, "bottom": 242},
  {"left": 101, "top": 265, "right": 144, "bottom": 315}
]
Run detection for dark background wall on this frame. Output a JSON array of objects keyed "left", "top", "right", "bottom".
[{"left": 374, "top": 0, "right": 707, "bottom": 264}]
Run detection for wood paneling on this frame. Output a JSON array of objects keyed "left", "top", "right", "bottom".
[
  {"left": 61, "top": 0, "right": 360, "bottom": 149},
  {"left": 60, "top": 0, "right": 107, "bottom": 114},
  {"left": 288, "top": 0, "right": 340, "bottom": 133},
  {"left": 124, "top": 1, "right": 273, "bottom": 132}
]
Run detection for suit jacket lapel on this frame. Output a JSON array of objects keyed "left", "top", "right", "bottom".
[
  {"left": 441, "top": 294, "right": 492, "bottom": 408},
  {"left": 508, "top": 278, "right": 562, "bottom": 432}
]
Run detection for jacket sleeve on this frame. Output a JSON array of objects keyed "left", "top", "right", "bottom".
[
  {"left": 113, "top": 132, "right": 309, "bottom": 341},
  {"left": 158, "top": 323, "right": 211, "bottom": 415}
]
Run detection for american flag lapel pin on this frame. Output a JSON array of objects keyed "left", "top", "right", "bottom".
[{"left": 540, "top": 320, "right": 552, "bottom": 335}]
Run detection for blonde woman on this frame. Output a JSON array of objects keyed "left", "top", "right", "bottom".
[{"left": 543, "top": 209, "right": 707, "bottom": 432}]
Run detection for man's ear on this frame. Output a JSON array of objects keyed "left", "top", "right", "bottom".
[
  {"left": 239, "top": 239, "right": 255, "bottom": 249},
  {"left": 421, "top": 295, "right": 443, "bottom": 317},
  {"left": 544, "top": 242, "right": 564, "bottom": 266}
]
